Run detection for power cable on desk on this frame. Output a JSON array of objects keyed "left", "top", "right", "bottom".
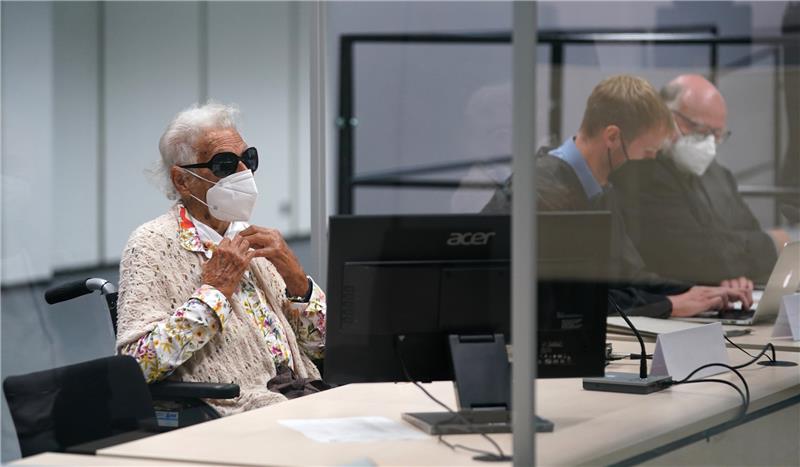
[
  {"left": 725, "top": 336, "right": 796, "bottom": 368},
  {"left": 668, "top": 362, "right": 750, "bottom": 420},
  {"left": 608, "top": 298, "right": 750, "bottom": 420},
  {"left": 671, "top": 338, "right": 796, "bottom": 422},
  {"left": 394, "top": 335, "right": 510, "bottom": 463},
  {"left": 670, "top": 333, "right": 799, "bottom": 424},
  {"left": 606, "top": 352, "right": 653, "bottom": 362},
  {"left": 629, "top": 353, "right": 652, "bottom": 359},
  {"left": 724, "top": 335, "right": 776, "bottom": 365}
]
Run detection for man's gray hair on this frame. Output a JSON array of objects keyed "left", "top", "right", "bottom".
[{"left": 154, "top": 101, "right": 240, "bottom": 199}]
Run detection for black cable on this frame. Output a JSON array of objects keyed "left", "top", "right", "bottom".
[
  {"left": 607, "top": 296, "right": 782, "bottom": 423},
  {"left": 606, "top": 352, "right": 652, "bottom": 361},
  {"left": 671, "top": 378, "right": 748, "bottom": 418},
  {"left": 680, "top": 363, "right": 749, "bottom": 401},
  {"left": 724, "top": 335, "right": 760, "bottom": 359},
  {"left": 438, "top": 436, "right": 507, "bottom": 457},
  {"left": 395, "top": 336, "right": 507, "bottom": 461},
  {"left": 394, "top": 335, "right": 508, "bottom": 462},
  {"left": 667, "top": 338, "right": 789, "bottom": 422},
  {"left": 731, "top": 344, "right": 777, "bottom": 370},
  {"left": 606, "top": 353, "right": 627, "bottom": 361},
  {"left": 629, "top": 353, "right": 652, "bottom": 360},
  {"left": 670, "top": 362, "right": 750, "bottom": 419},
  {"left": 724, "top": 336, "right": 776, "bottom": 365}
]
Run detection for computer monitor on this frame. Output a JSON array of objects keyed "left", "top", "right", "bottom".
[{"left": 325, "top": 212, "right": 610, "bottom": 386}]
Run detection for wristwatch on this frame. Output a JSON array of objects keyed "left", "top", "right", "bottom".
[{"left": 286, "top": 276, "right": 313, "bottom": 303}]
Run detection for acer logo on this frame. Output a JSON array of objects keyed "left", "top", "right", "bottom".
[{"left": 446, "top": 231, "right": 495, "bottom": 246}]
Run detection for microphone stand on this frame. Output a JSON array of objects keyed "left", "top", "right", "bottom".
[
  {"left": 615, "top": 302, "right": 649, "bottom": 379},
  {"left": 583, "top": 296, "right": 672, "bottom": 394}
]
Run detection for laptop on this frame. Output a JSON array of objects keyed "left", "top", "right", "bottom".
[{"left": 677, "top": 241, "right": 800, "bottom": 326}]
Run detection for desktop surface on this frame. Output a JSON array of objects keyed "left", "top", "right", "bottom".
[{"left": 96, "top": 340, "right": 800, "bottom": 466}]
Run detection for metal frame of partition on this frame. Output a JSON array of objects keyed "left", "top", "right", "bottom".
[
  {"left": 336, "top": 28, "right": 800, "bottom": 223},
  {"left": 511, "top": 5, "right": 538, "bottom": 462},
  {"left": 310, "top": 1, "right": 327, "bottom": 285}
]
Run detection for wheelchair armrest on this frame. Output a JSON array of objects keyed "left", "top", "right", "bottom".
[{"left": 149, "top": 381, "right": 240, "bottom": 399}]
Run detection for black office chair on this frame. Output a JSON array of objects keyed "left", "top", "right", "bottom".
[
  {"left": 3, "top": 355, "right": 158, "bottom": 457},
  {"left": 43, "top": 278, "right": 240, "bottom": 430}
]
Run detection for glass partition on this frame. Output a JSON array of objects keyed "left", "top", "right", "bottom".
[
  {"left": 324, "top": 1, "right": 799, "bottom": 463},
  {"left": 1, "top": 1, "right": 797, "bottom": 464}
]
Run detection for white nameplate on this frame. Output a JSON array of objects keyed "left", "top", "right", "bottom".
[
  {"left": 650, "top": 322, "right": 729, "bottom": 380},
  {"left": 772, "top": 293, "right": 800, "bottom": 341}
]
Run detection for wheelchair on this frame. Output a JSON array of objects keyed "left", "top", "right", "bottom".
[{"left": 3, "top": 277, "right": 240, "bottom": 457}]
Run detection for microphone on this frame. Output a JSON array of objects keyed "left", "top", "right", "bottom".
[
  {"left": 609, "top": 297, "right": 649, "bottom": 379},
  {"left": 582, "top": 295, "right": 673, "bottom": 394}
]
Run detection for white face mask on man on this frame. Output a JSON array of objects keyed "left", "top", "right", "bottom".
[
  {"left": 670, "top": 134, "right": 716, "bottom": 176},
  {"left": 182, "top": 169, "right": 258, "bottom": 222}
]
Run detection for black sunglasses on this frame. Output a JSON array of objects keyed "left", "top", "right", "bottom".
[{"left": 179, "top": 147, "right": 259, "bottom": 178}]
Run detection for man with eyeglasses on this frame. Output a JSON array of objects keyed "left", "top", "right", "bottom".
[
  {"left": 116, "top": 102, "right": 326, "bottom": 416},
  {"left": 612, "top": 74, "right": 789, "bottom": 287},
  {"left": 483, "top": 75, "right": 752, "bottom": 318}
]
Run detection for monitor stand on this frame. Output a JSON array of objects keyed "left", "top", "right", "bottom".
[{"left": 402, "top": 334, "right": 554, "bottom": 434}]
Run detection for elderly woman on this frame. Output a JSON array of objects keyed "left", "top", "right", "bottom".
[{"left": 116, "top": 102, "right": 325, "bottom": 415}]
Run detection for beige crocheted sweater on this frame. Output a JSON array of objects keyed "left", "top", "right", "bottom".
[{"left": 116, "top": 206, "right": 320, "bottom": 416}]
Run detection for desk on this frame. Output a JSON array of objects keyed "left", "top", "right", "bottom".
[
  {"left": 9, "top": 452, "right": 207, "bottom": 465},
  {"left": 725, "top": 323, "right": 800, "bottom": 353},
  {"left": 96, "top": 342, "right": 800, "bottom": 466},
  {"left": 609, "top": 322, "right": 800, "bottom": 353}
]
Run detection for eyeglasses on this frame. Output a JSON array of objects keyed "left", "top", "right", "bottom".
[
  {"left": 179, "top": 147, "right": 259, "bottom": 178},
  {"left": 672, "top": 110, "right": 731, "bottom": 143}
]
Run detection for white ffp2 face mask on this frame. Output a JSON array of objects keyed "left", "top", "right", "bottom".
[
  {"left": 183, "top": 169, "right": 258, "bottom": 222},
  {"left": 670, "top": 134, "right": 717, "bottom": 176}
]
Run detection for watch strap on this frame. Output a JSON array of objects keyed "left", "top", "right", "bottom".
[{"left": 286, "top": 276, "right": 313, "bottom": 303}]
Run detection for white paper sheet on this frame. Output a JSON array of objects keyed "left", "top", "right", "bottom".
[{"left": 278, "top": 416, "right": 428, "bottom": 443}]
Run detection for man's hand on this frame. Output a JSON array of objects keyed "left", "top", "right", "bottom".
[
  {"left": 720, "top": 276, "right": 753, "bottom": 291},
  {"left": 669, "top": 285, "right": 753, "bottom": 318},
  {"left": 238, "top": 226, "right": 309, "bottom": 297},
  {"left": 719, "top": 276, "right": 754, "bottom": 305},
  {"left": 201, "top": 236, "right": 255, "bottom": 299}
]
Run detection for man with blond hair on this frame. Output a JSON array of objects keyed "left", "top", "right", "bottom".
[{"left": 483, "top": 75, "right": 751, "bottom": 318}]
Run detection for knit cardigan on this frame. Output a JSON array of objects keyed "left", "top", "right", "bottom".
[{"left": 116, "top": 206, "right": 321, "bottom": 416}]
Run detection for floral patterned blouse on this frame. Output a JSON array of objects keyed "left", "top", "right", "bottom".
[{"left": 120, "top": 205, "right": 326, "bottom": 383}]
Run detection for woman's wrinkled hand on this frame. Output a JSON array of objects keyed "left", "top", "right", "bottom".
[
  {"left": 201, "top": 236, "right": 255, "bottom": 299},
  {"left": 239, "top": 226, "right": 309, "bottom": 297}
]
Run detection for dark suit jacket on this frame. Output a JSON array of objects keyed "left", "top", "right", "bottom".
[
  {"left": 482, "top": 147, "right": 690, "bottom": 318},
  {"left": 611, "top": 154, "right": 778, "bottom": 285}
]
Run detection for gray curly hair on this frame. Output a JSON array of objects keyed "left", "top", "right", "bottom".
[{"left": 154, "top": 101, "right": 240, "bottom": 199}]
